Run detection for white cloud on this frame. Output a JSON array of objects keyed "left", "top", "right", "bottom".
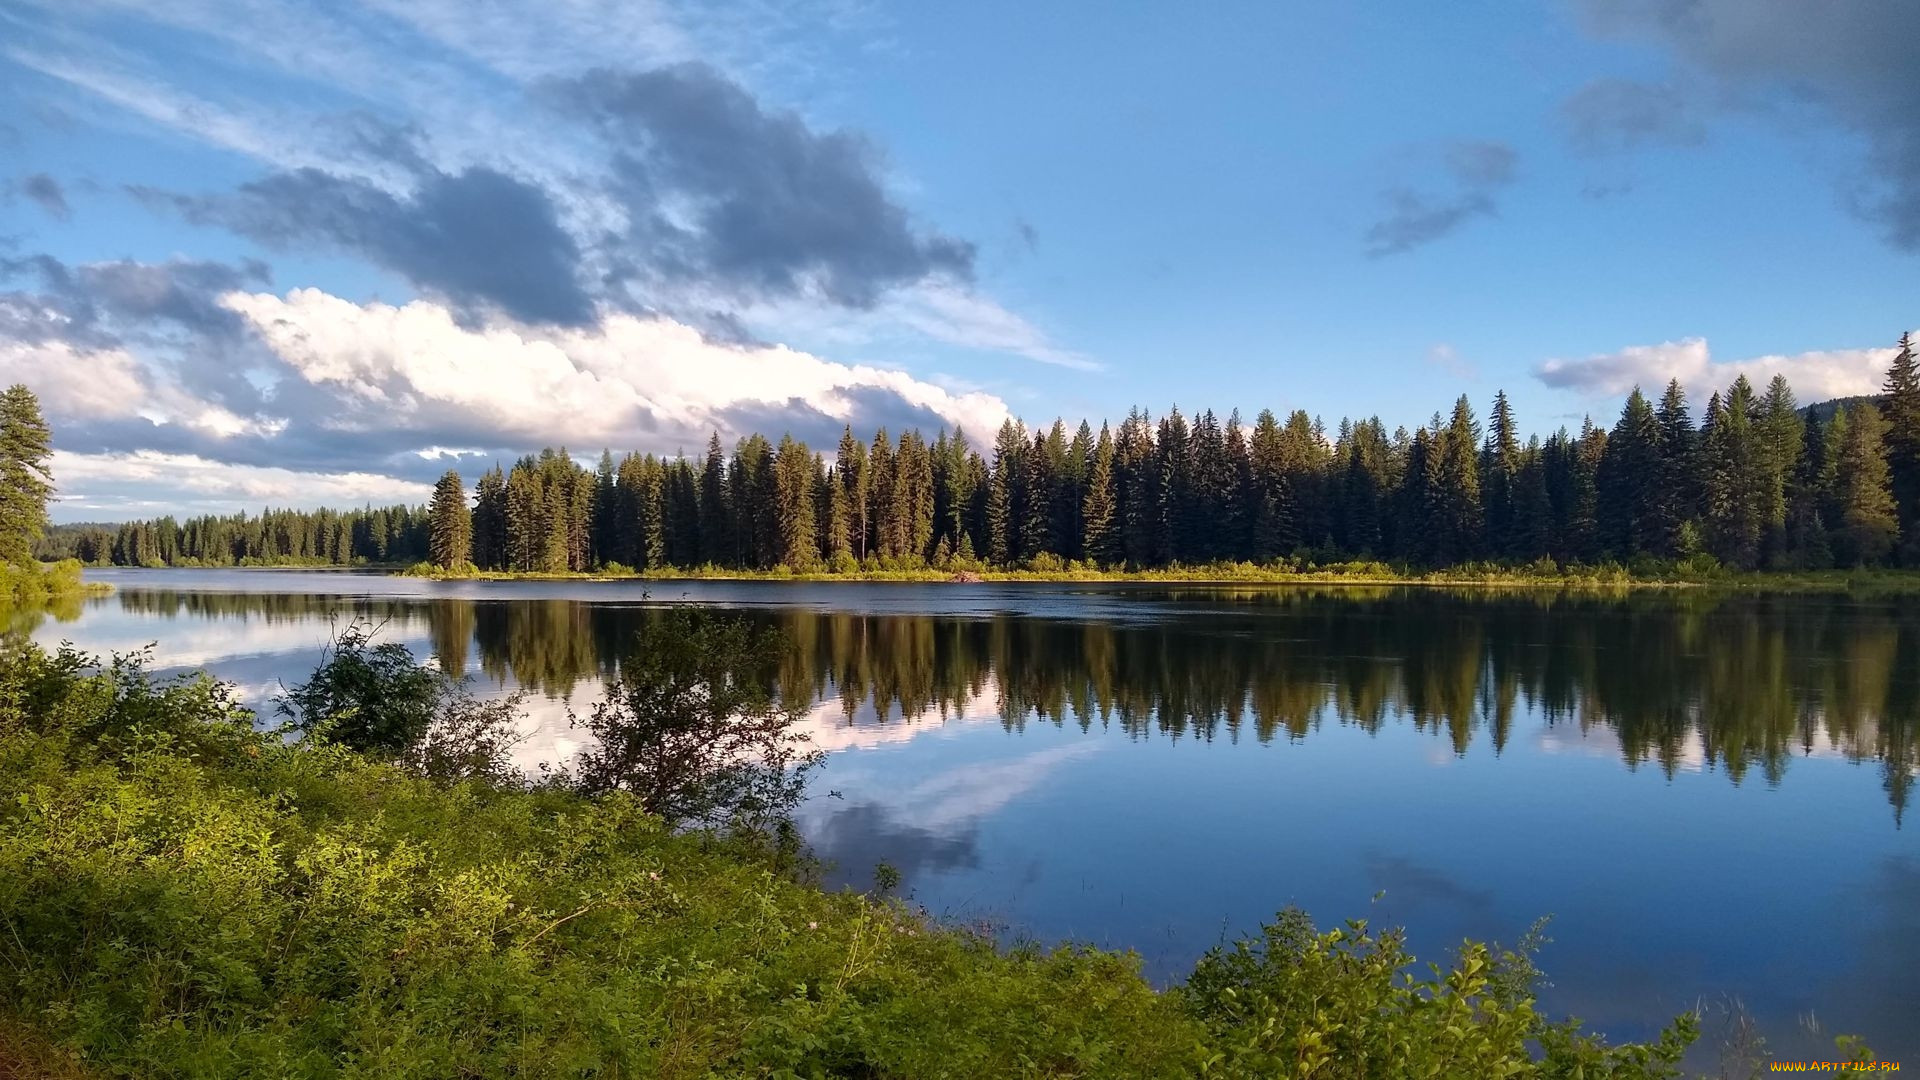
[
  {"left": 1535, "top": 333, "right": 1917, "bottom": 402},
  {"left": 224, "top": 287, "right": 1014, "bottom": 447},
  {"left": 0, "top": 339, "right": 279, "bottom": 438},
  {"left": 50, "top": 449, "right": 432, "bottom": 514}
]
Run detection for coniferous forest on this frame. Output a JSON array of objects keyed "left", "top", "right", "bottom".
[{"left": 51, "top": 333, "right": 1920, "bottom": 577}]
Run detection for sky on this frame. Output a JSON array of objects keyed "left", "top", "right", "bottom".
[{"left": 2, "top": 0, "right": 1917, "bottom": 521}]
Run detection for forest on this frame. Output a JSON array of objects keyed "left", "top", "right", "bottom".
[{"left": 47, "top": 333, "right": 1920, "bottom": 577}]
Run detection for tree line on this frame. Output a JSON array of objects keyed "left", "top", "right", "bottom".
[
  {"left": 62, "top": 332, "right": 1920, "bottom": 575},
  {"left": 47, "top": 505, "right": 433, "bottom": 568},
  {"left": 103, "top": 586, "right": 1920, "bottom": 825}
]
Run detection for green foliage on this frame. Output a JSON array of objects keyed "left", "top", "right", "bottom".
[
  {"left": 568, "top": 606, "right": 821, "bottom": 832},
  {"left": 1185, "top": 909, "right": 1696, "bottom": 1078},
  {"left": 277, "top": 622, "right": 452, "bottom": 755},
  {"left": 0, "top": 384, "right": 53, "bottom": 569},
  {"left": 50, "top": 334, "right": 1920, "bottom": 576},
  {"left": 0, "top": 639, "right": 1776, "bottom": 1079}
]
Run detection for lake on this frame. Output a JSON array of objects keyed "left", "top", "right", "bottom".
[{"left": 24, "top": 568, "right": 1920, "bottom": 1063}]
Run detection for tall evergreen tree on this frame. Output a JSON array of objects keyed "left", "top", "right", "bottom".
[
  {"left": 1880, "top": 331, "right": 1920, "bottom": 549},
  {"left": 1083, "top": 423, "right": 1119, "bottom": 565},
  {"left": 1433, "top": 396, "right": 1484, "bottom": 563},
  {"left": 1597, "top": 388, "right": 1663, "bottom": 558},
  {"left": 834, "top": 426, "right": 868, "bottom": 561},
  {"left": 700, "top": 434, "right": 731, "bottom": 566},
  {"left": 0, "top": 384, "right": 54, "bottom": 568},
  {"left": 987, "top": 419, "right": 1025, "bottom": 564},
  {"left": 773, "top": 436, "right": 818, "bottom": 570},
  {"left": 1653, "top": 379, "right": 1696, "bottom": 556},
  {"left": 1833, "top": 403, "right": 1901, "bottom": 566},
  {"left": 427, "top": 470, "right": 472, "bottom": 570},
  {"left": 1482, "top": 391, "right": 1520, "bottom": 557}
]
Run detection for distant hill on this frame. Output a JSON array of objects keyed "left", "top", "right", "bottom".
[{"left": 1800, "top": 394, "right": 1885, "bottom": 423}]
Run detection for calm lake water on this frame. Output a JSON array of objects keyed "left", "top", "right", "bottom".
[{"left": 23, "top": 568, "right": 1920, "bottom": 1062}]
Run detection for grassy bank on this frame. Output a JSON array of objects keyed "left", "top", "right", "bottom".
[
  {"left": 399, "top": 556, "right": 1920, "bottom": 593},
  {"left": 0, "top": 639, "right": 1890, "bottom": 1077}
]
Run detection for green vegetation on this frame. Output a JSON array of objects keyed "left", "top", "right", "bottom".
[
  {"left": 41, "top": 333, "right": 1920, "bottom": 582},
  {"left": 0, "top": 383, "right": 101, "bottom": 610},
  {"left": 8, "top": 612, "right": 1891, "bottom": 1077}
]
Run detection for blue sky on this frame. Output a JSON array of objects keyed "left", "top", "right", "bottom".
[{"left": 2, "top": 0, "right": 1916, "bottom": 519}]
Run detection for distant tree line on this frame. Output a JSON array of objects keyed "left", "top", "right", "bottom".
[
  {"left": 59, "top": 332, "right": 1920, "bottom": 575},
  {"left": 45, "top": 505, "right": 432, "bottom": 568}
]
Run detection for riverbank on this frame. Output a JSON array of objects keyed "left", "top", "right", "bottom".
[
  {"left": 2, "top": 638, "right": 1806, "bottom": 1078},
  {"left": 394, "top": 558, "right": 1920, "bottom": 594}
]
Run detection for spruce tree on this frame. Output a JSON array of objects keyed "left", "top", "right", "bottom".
[
  {"left": 427, "top": 470, "right": 472, "bottom": 570},
  {"left": 1834, "top": 403, "right": 1901, "bottom": 566},
  {"left": 0, "top": 384, "right": 55, "bottom": 569},
  {"left": 1597, "top": 388, "right": 1663, "bottom": 558},
  {"left": 987, "top": 419, "right": 1024, "bottom": 565},
  {"left": 1483, "top": 391, "right": 1519, "bottom": 558},
  {"left": 834, "top": 427, "right": 868, "bottom": 561},
  {"left": 1083, "top": 423, "right": 1119, "bottom": 565},
  {"left": 1653, "top": 380, "right": 1696, "bottom": 556},
  {"left": 700, "top": 434, "right": 731, "bottom": 566},
  {"left": 1880, "top": 331, "right": 1920, "bottom": 546},
  {"left": 1249, "top": 409, "right": 1292, "bottom": 559},
  {"left": 1433, "top": 396, "right": 1483, "bottom": 563}
]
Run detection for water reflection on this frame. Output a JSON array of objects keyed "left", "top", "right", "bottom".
[
  {"left": 103, "top": 586, "right": 1920, "bottom": 824},
  {"left": 33, "top": 577, "right": 1920, "bottom": 1060}
]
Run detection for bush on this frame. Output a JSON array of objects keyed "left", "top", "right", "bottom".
[
  {"left": 2, "top": 639, "right": 1890, "bottom": 1077},
  {"left": 568, "top": 606, "right": 820, "bottom": 831}
]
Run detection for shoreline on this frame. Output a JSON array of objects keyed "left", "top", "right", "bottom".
[{"left": 79, "top": 562, "right": 1920, "bottom": 593}]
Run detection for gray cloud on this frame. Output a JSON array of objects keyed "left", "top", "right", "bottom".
[
  {"left": 20, "top": 173, "right": 71, "bottom": 220},
  {"left": 1365, "top": 140, "right": 1519, "bottom": 257},
  {"left": 1573, "top": 0, "right": 1920, "bottom": 250},
  {"left": 151, "top": 165, "right": 596, "bottom": 326},
  {"left": 561, "top": 62, "right": 975, "bottom": 309},
  {"left": 1562, "top": 78, "right": 1706, "bottom": 153}
]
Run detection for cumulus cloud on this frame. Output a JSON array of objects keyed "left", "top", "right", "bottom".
[
  {"left": 562, "top": 62, "right": 975, "bottom": 311},
  {"left": 49, "top": 449, "right": 431, "bottom": 516},
  {"left": 5, "top": 248, "right": 1018, "bottom": 518},
  {"left": 1365, "top": 140, "right": 1519, "bottom": 257},
  {"left": 223, "top": 287, "right": 1011, "bottom": 448},
  {"left": 155, "top": 166, "right": 595, "bottom": 326},
  {"left": 1534, "top": 333, "right": 1918, "bottom": 402},
  {"left": 1572, "top": 0, "right": 1920, "bottom": 249},
  {"left": 1561, "top": 77, "right": 1706, "bottom": 153}
]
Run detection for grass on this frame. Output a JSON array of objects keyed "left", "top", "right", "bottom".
[
  {"left": 14, "top": 639, "right": 1868, "bottom": 1077},
  {"left": 398, "top": 556, "right": 1920, "bottom": 593}
]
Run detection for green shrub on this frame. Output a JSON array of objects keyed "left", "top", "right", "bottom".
[{"left": 1, "top": 639, "right": 1883, "bottom": 1078}]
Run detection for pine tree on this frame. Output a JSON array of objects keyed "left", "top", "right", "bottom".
[
  {"left": 1653, "top": 380, "right": 1696, "bottom": 556},
  {"left": 471, "top": 466, "right": 508, "bottom": 570},
  {"left": 700, "top": 434, "right": 731, "bottom": 567},
  {"left": 1482, "top": 391, "right": 1519, "bottom": 558},
  {"left": 834, "top": 426, "right": 868, "bottom": 561},
  {"left": 987, "top": 419, "right": 1024, "bottom": 564},
  {"left": 1020, "top": 429, "right": 1055, "bottom": 561},
  {"left": 1880, "top": 331, "right": 1920, "bottom": 548},
  {"left": 1756, "top": 374, "right": 1803, "bottom": 561},
  {"left": 1083, "top": 423, "right": 1119, "bottom": 565},
  {"left": 867, "top": 429, "right": 898, "bottom": 559},
  {"left": 1513, "top": 437, "right": 1552, "bottom": 561},
  {"left": 1433, "top": 396, "right": 1484, "bottom": 563},
  {"left": 1702, "top": 382, "right": 1768, "bottom": 568},
  {"left": 1834, "top": 403, "right": 1901, "bottom": 566},
  {"left": 1249, "top": 409, "right": 1292, "bottom": 559},
  {"left": 773, "top": 435, "right": 818, "bottom": 570},
  {"left": 428, "top": 470, "right": 472, "bottom": 569},
  {"left": 0, "top": 384, "right": 55, "bottom": 569},
  {"left": 1597, "top": 387, "right": 1663, "bottom": 558}
]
